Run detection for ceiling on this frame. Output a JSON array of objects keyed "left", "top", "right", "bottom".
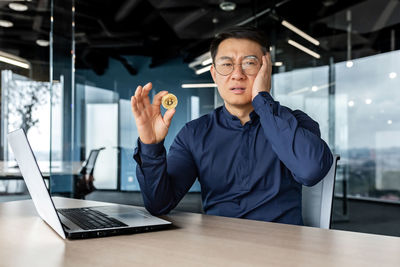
[
  {"left": 0, "top": 0, "right": 399, "bottom": 77},
  {"left": 0, "top": 0, "right": 50, "bottom": 75}
]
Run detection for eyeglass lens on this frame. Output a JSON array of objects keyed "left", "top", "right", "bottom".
[{"left": 215, "top": 57, "right": 260, "bottom": 76}]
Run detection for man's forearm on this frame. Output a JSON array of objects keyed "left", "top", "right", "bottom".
[
  {"left": 133, "top": 133, "right": 198, "bottom": 215},
  {"left": 134, "top": 139, "right": 178, "bottom": 215},
  {"left": 253, "top": 92, "right": 333, "bottom": 186}
]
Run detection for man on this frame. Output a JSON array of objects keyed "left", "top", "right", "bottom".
[{"left": 131, "top": 26, "right": 333, "bottom": 225}]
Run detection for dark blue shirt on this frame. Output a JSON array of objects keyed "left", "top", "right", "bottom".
[{"left": 133, "top": 92, "right": 333, "bottom": 225}]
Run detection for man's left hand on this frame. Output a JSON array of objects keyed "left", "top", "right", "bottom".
[{"left": 252, "top": 53, "right": 272, "bottom": 100}]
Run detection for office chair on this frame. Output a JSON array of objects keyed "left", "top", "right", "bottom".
[
  {"left": 302, "top": 154, "right": 340, "bottom": 229},
  {"left": 74, "top": 147, "right": 105, "bottom": 199}
]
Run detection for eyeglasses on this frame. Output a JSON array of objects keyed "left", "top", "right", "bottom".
[{"left": 214, "top": 56, "right": 261, "bottom": 76}]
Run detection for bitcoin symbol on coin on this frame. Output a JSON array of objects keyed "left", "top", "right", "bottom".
[{"left": 161, "top": 93, "right": 178, "bottom": 109}]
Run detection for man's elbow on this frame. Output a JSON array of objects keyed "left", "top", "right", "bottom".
[
  {"left": 145, "top": 207, "right": 168, "bottom": 216},
  {"left": 296, "top": 153, "right": 333, "bottom": 186},
  {"left": 143, "top": 200, "right": 173, "bottom": 216}
]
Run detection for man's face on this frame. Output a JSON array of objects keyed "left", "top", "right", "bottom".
[{"left": 210, "top": 38, "right": 265, "bottom": 108}]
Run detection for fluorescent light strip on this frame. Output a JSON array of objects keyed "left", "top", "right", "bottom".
[
  {"left": 202, "top": 57, "right": 212, "bottom": 66},
  {"left": 288, "top": 39, "right": 320, "bottom": 59},
  {"left": 0, "top": 20, "right": 13, "bottom": 28},
  {"left": 181, "top": 83, "right": 217, "bottom": 88},
  {"left": 189, "top": 51, "right": 211, "bottom": 68},
  {"left": 8, "top": 3, "right": 28, "bottom": 11},
  {"left": 282, "top": 20, "right": 320, "bottom": 46},
  {"left": 0, "top": 55, "right": 30, "bottom": 69},
  {"left": 195, "top": 65, "right": 211, "bottom": 75}
]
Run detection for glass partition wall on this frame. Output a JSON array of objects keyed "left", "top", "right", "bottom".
[
  {"left": 274, "top": 52, "right": 400, "bottom": 205},
  {"left": 335, "top": 52, "right": 400, "bottom": 201},
  {"left": 47, "top": 0, "right": 400, "bottom": 207},
  {"left": 49, "top": 0, "right": 214, "bottom": 196},
  {"left": 0, "top": 0, "right": 52, "bottom": 194}
]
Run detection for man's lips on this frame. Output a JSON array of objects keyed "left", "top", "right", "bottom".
[{"left": 230, "top": 87, "right": 246, "bottom": 94}]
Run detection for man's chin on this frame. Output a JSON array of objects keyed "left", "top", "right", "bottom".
[{"left": 224, "top": 100, "right": 253, "bottom": 108}]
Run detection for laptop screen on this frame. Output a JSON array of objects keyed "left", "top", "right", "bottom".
[{"left": 8, "top": 129, "right": 66, "bottom": 239}]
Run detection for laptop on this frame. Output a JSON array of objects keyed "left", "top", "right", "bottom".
[{"left": 7, "top": 129, "right": 171, "bottom": 240}]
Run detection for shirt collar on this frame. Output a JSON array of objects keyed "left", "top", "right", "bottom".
[{"left": 221, "top": 105, "right": 259, "bottom": 128}]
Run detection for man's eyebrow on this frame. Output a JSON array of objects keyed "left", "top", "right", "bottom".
[
  {"left": 217, "top": 56, "right": 233, "bottom": 61},
  {"left": 217, "top": 55, "right": 258, "bottom": 61},
  {"left": 243, "top": 55, "right": 258, "bottom": 59}
]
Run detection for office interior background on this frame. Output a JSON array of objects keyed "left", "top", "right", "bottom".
[{"left": 0, "top": 0, "right": 399, "bottom": 236}]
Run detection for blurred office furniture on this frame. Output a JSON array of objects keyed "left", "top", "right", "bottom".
[
  {"left": 50, "top": 148, "right": 104, "bottom": 198},
  {"left": 1, "top": 197, "right": 399, "bottom": 267},
  {"left": 0, "top": 161, "right": 82, "bottom": 194},
  {"left": 333, "top": 162, "right": 349, "bottom": 222},
  {"left": 74, "top": 147, "right": 104, "bottom": 199},
  {"left": 78, "top": 148, "right": 104, "bottom": 177},
  {"left": 0, "top": 161, "right": 82, "bottom": 179},
  {"left": 302, "top": 154, "right": 340, "bottom": 229}
]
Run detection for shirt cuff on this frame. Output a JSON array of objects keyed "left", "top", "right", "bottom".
[
  {"left": 252, "top": 91, "right": 276, "bottom": 114},
  {"left": 137, "top": 138, "right": 165, "bottom": 157}
]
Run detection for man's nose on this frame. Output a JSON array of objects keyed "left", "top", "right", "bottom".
[{"left": 231, "top": 65, "right": 246, "bottom": 79}]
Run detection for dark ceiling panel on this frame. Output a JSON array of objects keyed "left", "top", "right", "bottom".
[{"left": 0, "top": 0, "right": 398, "bottom": 75}]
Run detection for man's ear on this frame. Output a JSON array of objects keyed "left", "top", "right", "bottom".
[{"left": 210, "top": 64, "right": 217, "bottom": 83}]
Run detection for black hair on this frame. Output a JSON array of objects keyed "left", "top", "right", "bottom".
[{"left": 210, "top": 26, "right": 269, "bottom": 62}]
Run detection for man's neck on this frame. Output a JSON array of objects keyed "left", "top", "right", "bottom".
[{"left": 224, "top": 103, "right": 254, "bottom": 125}]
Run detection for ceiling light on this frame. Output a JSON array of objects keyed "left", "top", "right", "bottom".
[
  {"left": 202, "top": 58, "right": 212, "bottom": 66},
  {"left": 282, "top": 20, "right": 320, "bottom": 46},
  {"left": 273, "top": 62, "right": 283, "bottom": 66},
  {"left": 219, "top": 2, "right": 236, "bottom": 12},
  {"left": 387, "top": 120, "right": 393, "bottom": 125},
  {"left": 365, "top": 99, "right": 372, "bottom": 104},
  {"left": 288, "top": 39, "right": 320, "bottom": 59},
  {"left": 0, "top": 20, "right": 13, "bottom": 28},
  {"left": 389, "top": 72, "right": 397, "bottom": 79},
  {"left": 322, "top": 0, "right": 337, "bottom": 7},
  {"left": 346, "top": 61, "right": 353, "bottom": 68},
  {"left": 36, "top": 39, "right": 50, "bottom": 47},
  {"left": 311, "top": 86, "right": 318, "bottom": 92},
  {"left": 8, "top": 3, "right": 28, "bottom": 11},
  {"left": 181, "top": 83, "right": 217, "bottom": 88},
  {"left": 0, "top": 50, "right": 30, "bottom": 69},
  {"left": 348, "top": 100, "right": 354, "bottom": 107},
  {"left": 189, "top": 52, "right": 211, "bottom": 68},
  {"left": 195, "top": 65, "right": 211, "bottom": 75}
]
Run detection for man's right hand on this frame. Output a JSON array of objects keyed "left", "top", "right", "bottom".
[{"left": 130, "top": 82, "right": 176, "bottom": 144}]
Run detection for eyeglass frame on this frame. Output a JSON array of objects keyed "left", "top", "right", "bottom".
[{"left": 213, "top": 55, "right": 262, "bottom": 76}]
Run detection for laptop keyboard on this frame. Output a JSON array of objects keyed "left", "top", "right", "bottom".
[{"left": 58, "top": 208, "right": 128, "bottom": 230}]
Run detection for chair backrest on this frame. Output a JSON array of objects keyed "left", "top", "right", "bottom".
[
  {"left": 80, "top": 147, "right": 105, "bottom": 175},
  {"left": 302, "top": 154, "right": 340, "bottom": 229}
]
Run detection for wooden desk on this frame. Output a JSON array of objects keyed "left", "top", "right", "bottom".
[{"left": 0, "top": 198, "right": 399, "bottom": 267}]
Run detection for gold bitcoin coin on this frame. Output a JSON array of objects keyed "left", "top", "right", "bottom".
[{"left": 161, "top": 93, "right": 178, "bottom": 109}]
